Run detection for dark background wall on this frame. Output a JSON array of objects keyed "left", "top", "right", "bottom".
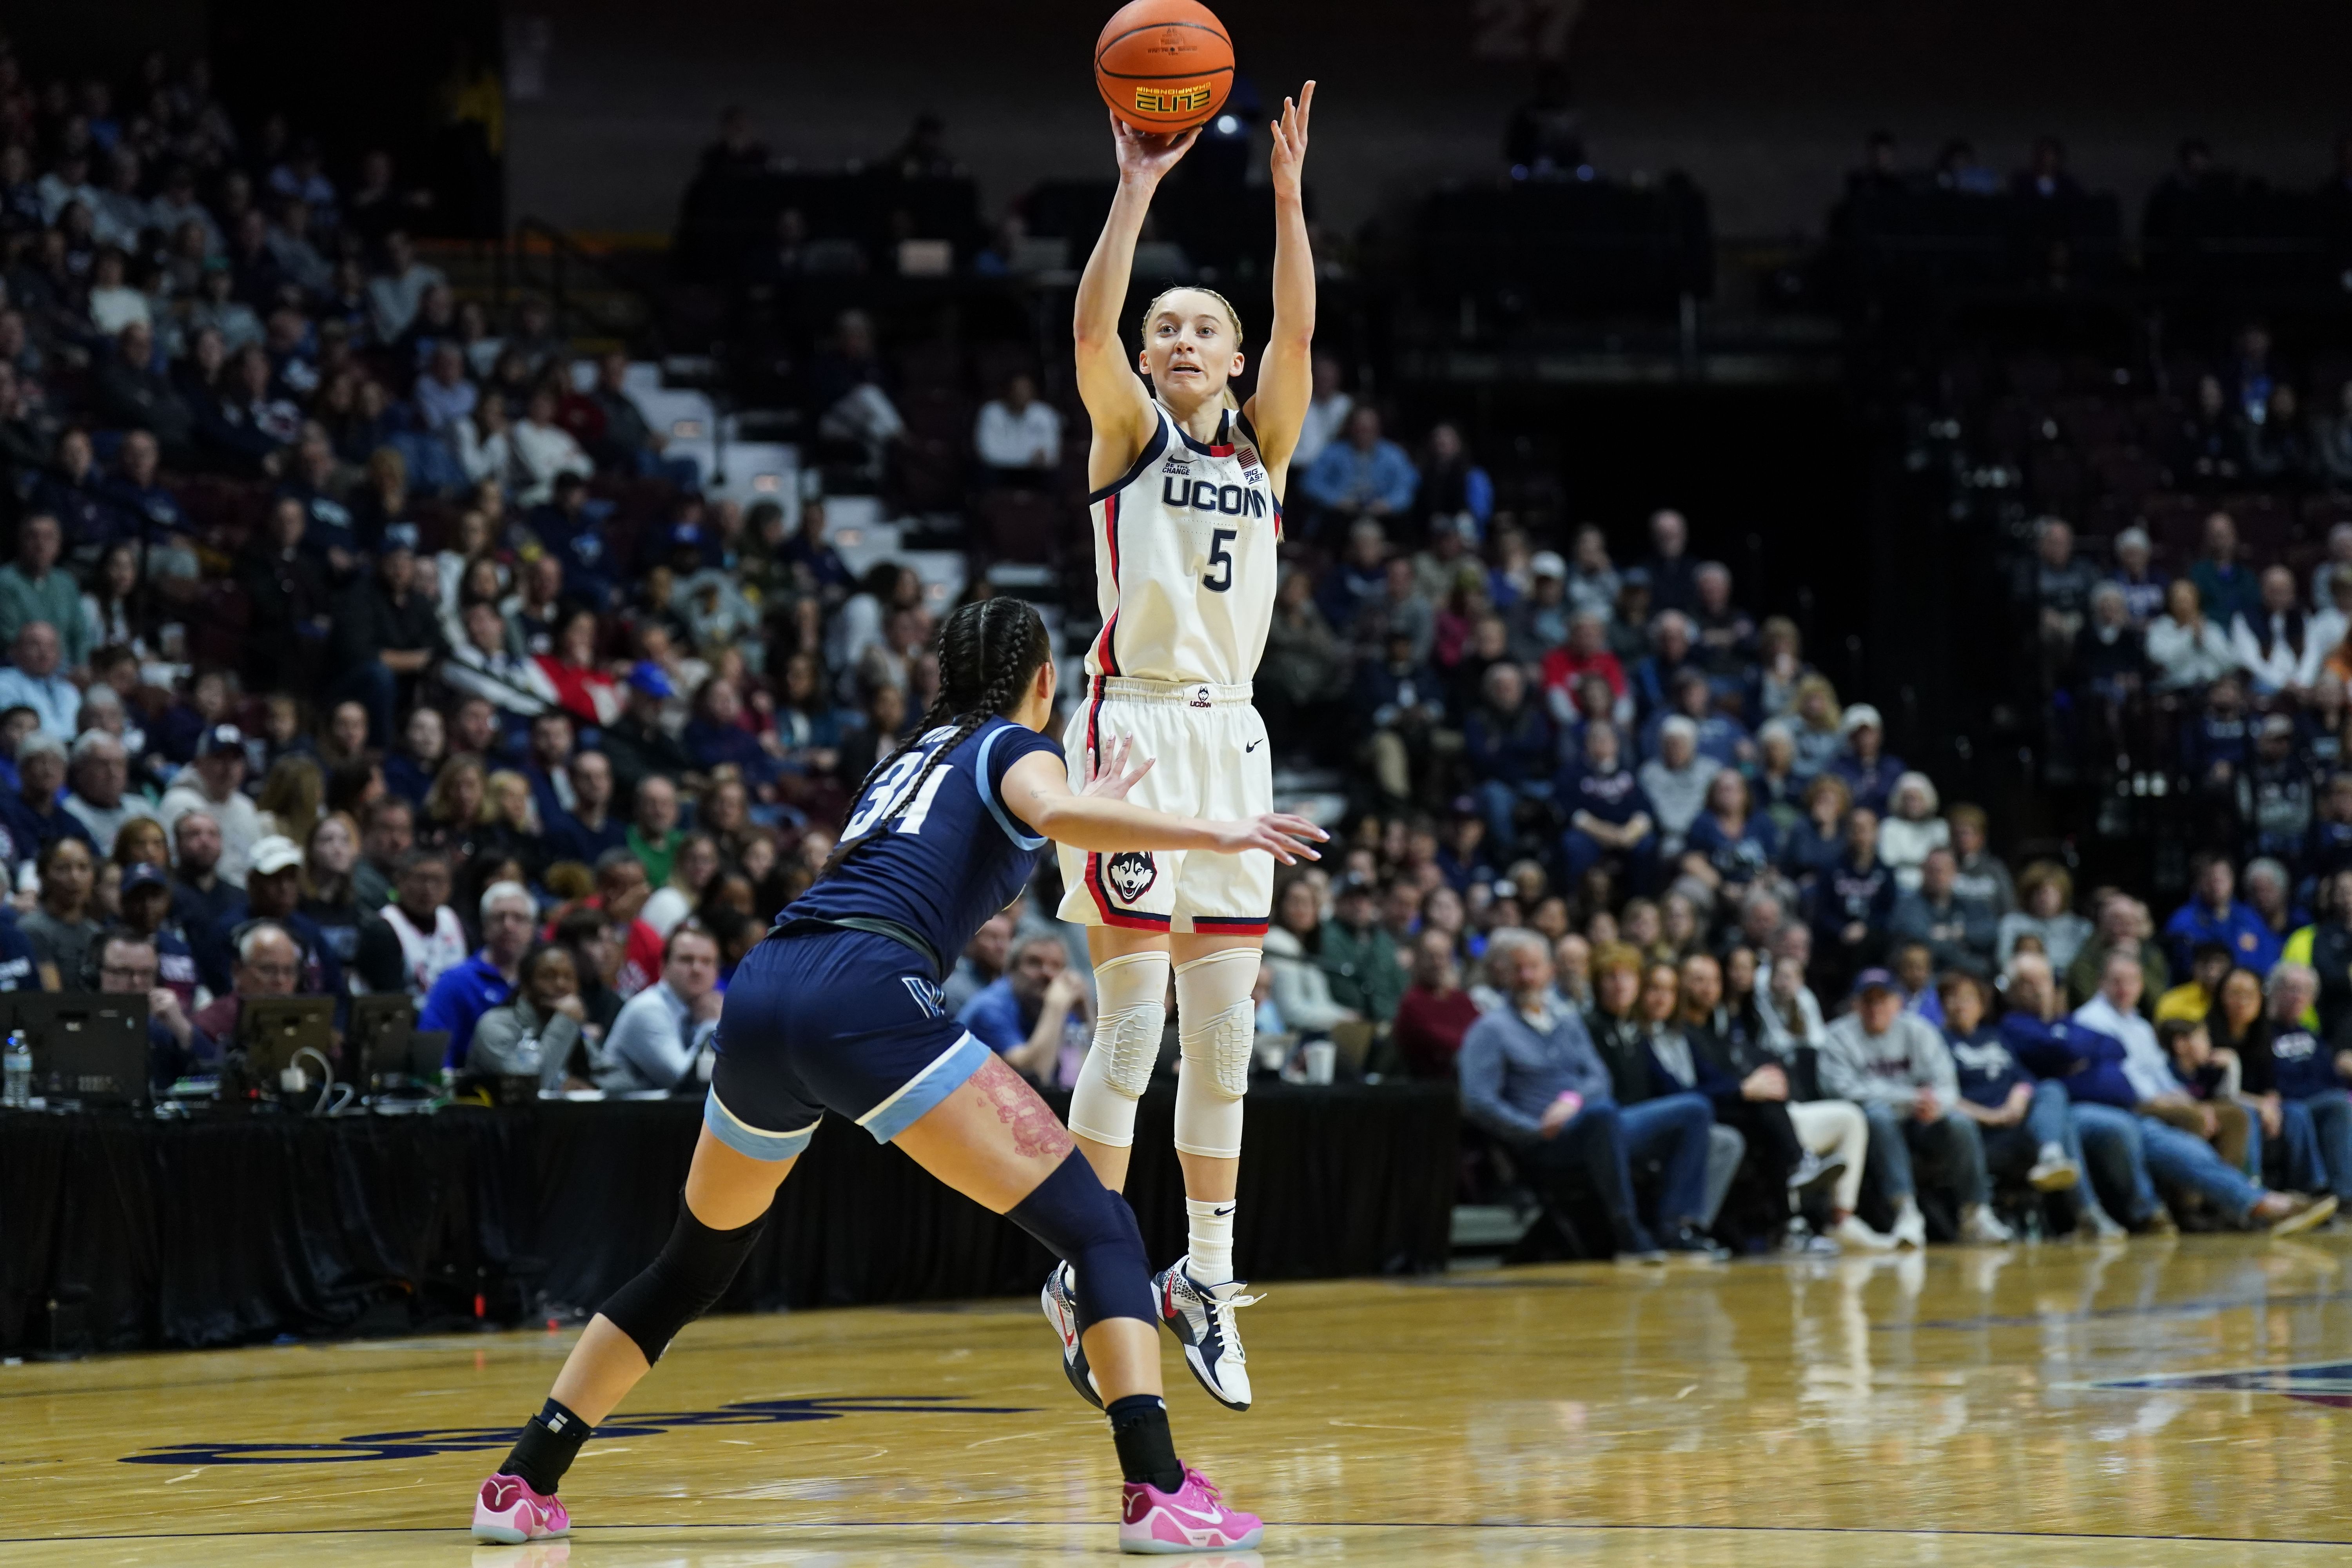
[{"left": 499, "top": 0, "right": 2352, "bottom": 238}]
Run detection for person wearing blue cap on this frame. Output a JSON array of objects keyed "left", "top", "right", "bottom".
[
  {"left": 597, "top": 660, "right": 697, "bottom": 807},
  {"left": 1818, "top": 966, "right": 2015, "bottom": 1246}
]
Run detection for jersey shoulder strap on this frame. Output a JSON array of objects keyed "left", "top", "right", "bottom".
[{"left": 1087, "top": 403, "right": 1172, "bottom": 505}]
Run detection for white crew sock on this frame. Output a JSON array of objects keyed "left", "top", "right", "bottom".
[{"left": 1185, "top": 1197, "right": 1236, "bottom": 1285}]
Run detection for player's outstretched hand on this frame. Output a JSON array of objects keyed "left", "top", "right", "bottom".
[
  {"left": 1082, "top": 731, "right": 1156, "bottom": 801},
  {"left": 1111, "top": 110, "right": 1199, "bottom": 185},
  {"left": 1213, "top": 813, "right": 1328, "bottom": 866},
  {"left": 1269, "top": 81, "right": 1315, "bottom": 199}
]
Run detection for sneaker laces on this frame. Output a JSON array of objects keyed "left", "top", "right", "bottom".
[
  {"left": 1186, "top": 1468, "right": 1223, "bottom": 1504},
  {"left": 1198, "top": 1281, "right": 1264, "bottom": 1362}
]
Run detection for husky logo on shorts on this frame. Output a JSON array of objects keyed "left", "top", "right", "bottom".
[
  {"left": 1105, "top": 851, "right": 1158, "bottom": 905},
  {"left": 1190, "top": 685, "right": 1212, "bottom": 708}
]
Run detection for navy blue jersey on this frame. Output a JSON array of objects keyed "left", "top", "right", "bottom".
[{"left": 784, "top": 718, "right": 1062, "bottom": 970}]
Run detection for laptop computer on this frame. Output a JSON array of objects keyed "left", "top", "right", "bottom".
[{"left": 8, "top": 992, "right": 149, "bottom": 1107}]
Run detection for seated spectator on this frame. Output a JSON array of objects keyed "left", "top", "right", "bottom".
[
  {"left": 368, "top": 230, "right": 446, "bottom": 344},
  {"left": 1628, "top": 612, "right": 1699, "bottom": 721},
  {"left": 443, "top": 598, "right": 556, "bottom": 720},
  {"left": 1559, "top": 525, "right": 1620, "bottom": 623},
  {"left": 0, "top": 727, "right": 88, "bottom": 858},
  {"left": 413, "top": 341, "right": 476, "bottom": 432},
  {"left": 420, "top": 879, "right": 538, "bottom": 1067},
  {"left": 1809, "top": 807, "right": 1896, "bottom": 995},
  {"left": 354, "top": 848, "right": 467, "bottom": 997},
  {"left": 328, "top": 537, "right": 443, "bottom": 746},
  {"left": 229, "top": 834, "right": 345, "bottom": 1000},
  {"left": 477, "top": 771, "right": 551, "bottom": 889},
  {"left": 2063, "top": 894, "right": 2171, "bottom": 1007},
  {"left": 973, "top": 372, "right": 1060, "bottom": 486},
  {"left": 809, "top": 309, "right": 904, "bottom": 477},
  {"left": 2191, "top": 510, "right": 2261, "bottom": 630},
  {"left": 1463, "top": 928, "right": 1715, "bottom": 1258},
  {"left": 1263, "top": 878, "right": 1357, "bottom": 1038},
  {"left": 512, "top": 385, "right": 594, "bottom": 505},
  {"left": 941, "top": 911, "right": 1012, "bottom": 1018},
  {"left": 1557, "top": 721, "right": 1656, "bottom": 892},
  {"left": 1416, "top": 422, "right": 1492, "bottom": 540},
  {"left": 102, "top": 927, "right": 211, "bottom": 1089},
  {"left": 91, "top": 321, "right": 193, "bottom": 463},
  {"left": 548, "top": 750, "right": 628, "bottom": 867},
  {"left": 957, "top": 931, "right": 1092, "bottom": 1089},
  {"left": 1463, "top": 662, "right": 1554, "bottom": 858},
  {"left": 1539, "top": 610, "right": 1630, "bottom": 728},
  {"left": 1354, "top": 630, "right": 1443, "bottom": 806},
  {"left": 1320, "top": 875, "right": 1404, "bottom": 1024},
  {"left": 1688, "top": 562, "right": 1755, "bottom": 682},
  {"left": 1394, "top": 928, "right": 1479, "bottom": 1080},
  {"left": 1998, "top": 860, "right": 2092, "bottom": 974},
  {"left": 599, "top": 924, "right": 724, "bottom": 1092},
  {"left": 62, "top": 730, "right": 154, "bottom": 856},
  {"left": 1889, "top": 847, "right": 1996, "bottom": 974},
  {"left": 1938, "top": 970, "right": 2122, "bottom": 1234},
  {"left": 1831, "top": 704, "right": 1903, "bottom": 817},
  {"left": 1636, "top": 716, "right": 1718, "bottom": 865},
  {"left": 191, "top": 922, "right": 303, "bottom": 1044},
  {"left": 1876, "top": 771, "right": 1949, "bottom": 891},
  {"left": 0, "top": 514, "right": 83, "bottom": 673},
  {"left": 2076, "top": 947, "right": 2251, "bottom": 1172},
  {"left": 2163, "top": 855, "right": 2277, "bottom": 975},
  {"left": 382, "top": 706, "right": 446, "bottom": 809},
  {"left": 1680, "top": 769, "right": 1776, "bottom": 910},
  {"left": 1301, "top": 407, "right": 1416, "bottom": 534},
  {"left": 21, "top": 835, "right": 102, "bottom": 989},
  {"left": 640, "top": 832, "right": 720, "bottom": 940},
  {"left": 469, "top": 943, "right": 593, "bottom": 1090},
  {"left": 2237, "top": 965, "right": 2351, "bottom": 1204},
  {"left": 165, "top": 808, "right": 244, "bottom": 960},
  {"left": 2106, "top": 525, "right": 2168, "bottom": 628},
  {"left": 1820, "top": 968, "right": 2012, "bottom": 1244},
  {"left": 299, "top": 813, "right": 367, "bottom": 971},
  {"left": 2233, "top": 565, "right": 2322, "bottom": 700},
  {"left": 1639, "top": 509, "right": 1699, "bottom": 617},
  {"left": 0, "top": 622, "right": 78, "bottom": 738}
]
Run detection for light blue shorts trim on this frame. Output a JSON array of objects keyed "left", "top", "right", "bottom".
[
  {"left": 703, "top": 1084, "right": 819, "bottom": 1163},
  {"left": 855, "top": 1032, "right": 993, "bottom": 1144}
]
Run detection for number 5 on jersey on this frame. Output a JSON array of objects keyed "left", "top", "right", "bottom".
[{"left": 1202, "top": 527, "right": 1237, "bottom": 593}]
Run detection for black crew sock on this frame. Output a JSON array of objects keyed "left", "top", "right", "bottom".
[
  {"left": 1105, "top": 1394, "right": 1184, "bottom": 1492},
  {"left": 501, "top": 1398, "right": 592, "bottom": 1495}
]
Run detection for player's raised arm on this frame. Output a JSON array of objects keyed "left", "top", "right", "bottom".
[
  {"left": 1074, "top": 114, "right": 1196, "bottom": 475},
  {"left": 1241, "top": 82, "right": 1316, "bottom": 482},
  {"left": 1001, "top": 743, "right": 1323, "bottom": 864}
]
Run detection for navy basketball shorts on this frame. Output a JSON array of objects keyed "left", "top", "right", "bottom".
[{"left": 702, "top": 929, "right": 992, "bottom": 1163}]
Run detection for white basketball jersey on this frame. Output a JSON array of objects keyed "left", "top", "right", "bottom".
[{"left": 1084, "top": 406, "right": 1280, "bottom": 686}]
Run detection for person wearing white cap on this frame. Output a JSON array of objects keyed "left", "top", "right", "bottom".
[
  {"left": 1507, "top": 550, "right": 1570, "bottom": 663},
  {"left": 1830, "top": 703, "right": 1904, "bottom": 816},
  {"left": 228, "top": 833, "right": 344, "bottom": 1001}
]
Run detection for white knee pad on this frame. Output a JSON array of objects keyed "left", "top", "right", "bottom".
[
  {"left": 1066, "top": 951, "right": 1169, "bottom": 1149},
  {"left": 1173, "top": 948, "right": 1259, "bottom": 1160}
]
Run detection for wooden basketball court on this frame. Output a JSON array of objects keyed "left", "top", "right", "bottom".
[{"left": 6, "top": 1234, "right": 2350, "bottom": 1565}]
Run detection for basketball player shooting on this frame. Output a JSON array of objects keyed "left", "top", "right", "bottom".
[{"left": 1044, "top": 83, "right": 1316, "bottom": 1414}]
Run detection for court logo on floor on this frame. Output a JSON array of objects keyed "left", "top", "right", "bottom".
[
  {"left": 2079, "top": 1361, "right": 2352, "bottom": 1408},
  {"left": 120, "top": 1394, "right": 1035, "bottom": 1465}
]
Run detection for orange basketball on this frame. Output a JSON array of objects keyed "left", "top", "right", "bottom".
[{"left": 1094, "top": 0, "right": 1234, "bottom": 133}]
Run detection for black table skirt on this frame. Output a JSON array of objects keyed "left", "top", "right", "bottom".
[{"left": 0, "top": 1082, "right": 1457, "bottom": 1353}]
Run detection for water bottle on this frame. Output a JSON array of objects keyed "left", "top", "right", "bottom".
[{"left": 2, "top": 1029, "right": 29, "bottom": 1109}]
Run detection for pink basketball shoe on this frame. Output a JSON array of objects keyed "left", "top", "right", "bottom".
[
  {"left": 1118, "top": 1467, "right": 1264, "bottom": 1554},
  {"left": 471, "top": 1472, "right": 572, "bottom": 1544}
]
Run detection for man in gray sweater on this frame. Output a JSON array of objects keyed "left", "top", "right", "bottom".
[
  {"left": 1459, "top": 928, "right": 1718, "bottom": 1259},
  {"left": 1818, "top": 968, "right": 2015, "bottom": 1247}
]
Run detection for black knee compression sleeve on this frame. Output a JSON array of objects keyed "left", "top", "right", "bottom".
[
  {"left": 1008, "top": 1154, "right": 1156, "bottom": 1330},
  {"left": 598, "top": 1194, "right": 769, "bottom": 1365}
]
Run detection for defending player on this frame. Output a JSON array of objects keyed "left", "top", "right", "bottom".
[
  {"left": 1045, "top": 85, "right": 1316, "bottom": 1413},
  {"left": 468, "top": 597, "right": 1322, "bottom": 1554}
]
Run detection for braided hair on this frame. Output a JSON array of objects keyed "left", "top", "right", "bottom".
[{"left": 815, "top": 595, "right": 1053, "bottom": 883}]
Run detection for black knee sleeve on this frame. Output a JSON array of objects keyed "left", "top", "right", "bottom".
[
  {"left": 1008, "top": 1154, "right": 1156, "bottom": 1330},
  {"left": 598, "top": 1194, "right": 769, "bottom": 1365}
]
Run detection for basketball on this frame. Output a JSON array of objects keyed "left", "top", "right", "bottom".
[{"left": 1094, "top": 0, "right": 1234, "bottom": 132}]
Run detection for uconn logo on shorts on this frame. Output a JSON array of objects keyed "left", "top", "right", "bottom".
[
  {"left": 1160, "top": 475, "right": 1271, "bottom": 519},
  {"left": 1105, "top": 851, "right": 1158, "bottom": 905}
]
